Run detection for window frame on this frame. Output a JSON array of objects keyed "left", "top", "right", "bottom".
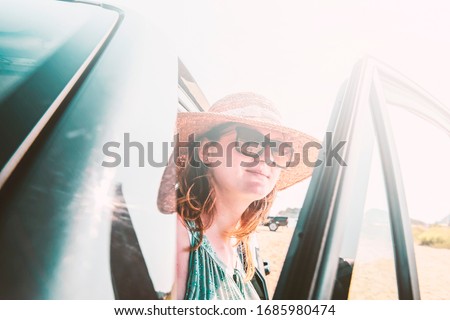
[{"left": 274, "top": 56, "right": 450, "bottom": 299}]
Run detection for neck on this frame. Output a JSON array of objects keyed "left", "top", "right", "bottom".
[{"left": 204, "top": 191, "right": 252, "bottom": 242}]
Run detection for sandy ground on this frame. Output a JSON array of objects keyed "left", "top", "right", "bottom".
[
  {"left": 256, "top": 225, "right": 450, "bottom": 299},
  {"left": 255, "top": 225, "right": 294, "bottom": 299}
]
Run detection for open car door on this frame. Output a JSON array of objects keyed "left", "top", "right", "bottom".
[{"left": 275, "top": 57, "right": 450, "bottom": 300}]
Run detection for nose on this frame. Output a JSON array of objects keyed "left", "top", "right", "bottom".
[{"left": 260, "top": 146, "right": 276, "bottom": 167}]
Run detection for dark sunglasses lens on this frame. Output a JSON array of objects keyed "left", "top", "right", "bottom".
[
  {"left": 236, "top": 127, "right": 264, "bottom": 157},
  {"left": 235, "top": 127, "right": 294, "bottom": 168},
  {"left": 240, "top": 142, "right": 263, "bottom": 158}
]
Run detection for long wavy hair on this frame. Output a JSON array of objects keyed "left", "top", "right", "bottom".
[{"left": 176, "top": 122, "right": 277, "bottom": 281}]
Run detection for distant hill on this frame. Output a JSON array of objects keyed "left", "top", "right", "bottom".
[
  {"left": 411, "top": 218, "right": 427, "bottom": 227},
  {"left": 365, "top": 208, "right": 428, "bottom": 227},
  {"left": 437, "top": 214, "right": 450, "bottom": 226},
  {"left": 276, "top": 207, "right": 301, "bottom": 219}
]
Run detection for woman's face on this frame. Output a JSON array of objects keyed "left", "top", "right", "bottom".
[{"left": 201, "top": 125, "right": 284, "bottom": 202}]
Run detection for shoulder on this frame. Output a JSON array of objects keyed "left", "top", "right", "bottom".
[
  {"left": 176, "top": 215, "right": 190, "bottom": 299},
  {"left": 177, "top": 216, "right": 190, "bottom": 248}
]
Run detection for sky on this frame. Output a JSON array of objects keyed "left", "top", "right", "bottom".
[{"left": 110, "top": 0, "right": 450, "bottom": 223}]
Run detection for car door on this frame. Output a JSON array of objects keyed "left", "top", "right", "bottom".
[
  {"left": 274, "top": 56, "right": 450, "bottom": 299},
  {"left": 0, "top": 0, "right": 177, "bottom": 299}
]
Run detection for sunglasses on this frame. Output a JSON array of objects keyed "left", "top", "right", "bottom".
[{"left": 233, "top": 126, "right": 294, "bottom": 168}]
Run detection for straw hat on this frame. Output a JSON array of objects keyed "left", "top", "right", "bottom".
[{"left": 157, "top": 92, "right": 320, "bottom": 213}]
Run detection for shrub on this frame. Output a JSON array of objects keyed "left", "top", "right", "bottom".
[
  {"left": 411, "top": 226, "right": 426, "bottom": 243},
  {"left": 417, "top": 226, "right": 450, "bottom": 249}
]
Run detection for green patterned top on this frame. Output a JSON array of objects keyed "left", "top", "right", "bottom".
[{"left": 184, "top": 221, "right": 260, "bottom": 300}]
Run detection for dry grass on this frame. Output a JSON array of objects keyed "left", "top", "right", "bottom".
[{"left": 413, "top": 225, "right": 450, "bottom": 249}]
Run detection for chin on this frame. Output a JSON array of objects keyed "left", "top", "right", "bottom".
[{"left": 246, "top": 187, "right": 273, "bottom": 201}]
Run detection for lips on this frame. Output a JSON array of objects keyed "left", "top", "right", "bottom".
[{"left": 246, "top": 169, "right": 269, "bottom": 179}]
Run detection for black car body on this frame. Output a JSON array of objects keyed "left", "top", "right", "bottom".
[{"left": 263, "top": 216, "right": 289, "bottom": 232}]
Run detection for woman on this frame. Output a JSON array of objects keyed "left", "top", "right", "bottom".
[{"left": 161, "top": 92, "right": 319, "bottom": 299}]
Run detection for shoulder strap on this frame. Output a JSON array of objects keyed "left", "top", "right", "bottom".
[
  {"left": 237, "top": 242, "right": 269, "bottom": 300},
  {"left": 183, "top": 219, "right": 197, "bottom": 247}
]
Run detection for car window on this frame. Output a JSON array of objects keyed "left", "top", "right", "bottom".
[
  {"left": 345, "top": 140, "right": 399, "bottom": 299},
  {"left": 386, "top": 104, "right": 450, "bottom": 299},
  {"left": 0, "top": 2, "right": 94, "bottom": 101},
  {"left": 0, "top": 1, "right": 119, "bottom": 186},
  {"left": 178, "top": 59, "right": 209, "bottom": 112}
]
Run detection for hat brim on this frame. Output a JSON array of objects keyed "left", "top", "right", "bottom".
[{"left": 176, "top": 112, "right": 321, "bottom": 190}]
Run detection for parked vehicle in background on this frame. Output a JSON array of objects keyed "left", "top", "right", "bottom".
[{"left": 263, "top": 216, "right": 289, "bottom": 232}]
